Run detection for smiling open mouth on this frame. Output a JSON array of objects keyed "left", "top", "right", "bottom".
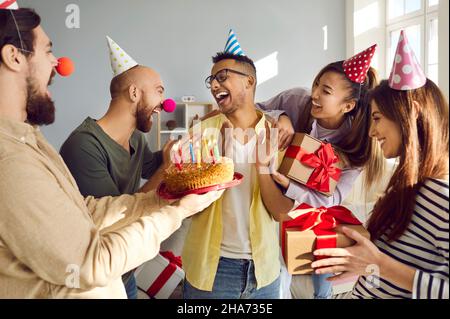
[
  {"left": 215, "top": 91, "right": 230, "bottom": 104},
  {"left": 48, "top": 70, "right": 56, "bottom": 86}
]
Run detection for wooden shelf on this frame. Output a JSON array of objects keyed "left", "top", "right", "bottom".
[{"left": 157, "top": 102, "right": 214, "bottom": 149}]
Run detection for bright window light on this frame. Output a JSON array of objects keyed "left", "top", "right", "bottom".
[
  {"left": 388, "top": 0, "right": 423, "bottom": 20},
  {"left": 428, "top": 18, "right": 439, "bottom": 84},
  {"left": 428, "top": 0, "right": 439, "bottom": 7},
  {"left": 354, "top": 2, "right": 380, "bottom": 37},
  {"left": 255, "top": 52, "right": 279, "bottom": 86}
]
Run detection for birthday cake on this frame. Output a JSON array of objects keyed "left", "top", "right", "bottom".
[{"left": 163, "top": 157, "right": 234, "bottom": 194}]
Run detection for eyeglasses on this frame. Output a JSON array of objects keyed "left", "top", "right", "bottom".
[{"left": 205, "top": 68, "right": 250, "bottom": 89}]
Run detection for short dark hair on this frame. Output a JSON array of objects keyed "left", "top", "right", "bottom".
[
  {"left": 0, "top": 8, "right": 40, "bottom": 64},
  {"left": 212, "top": 52, "right": 257, "bottom": 83}
]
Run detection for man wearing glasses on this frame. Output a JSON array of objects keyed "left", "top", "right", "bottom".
[{"left": 181, "top": 52, "right": 283, "bottom": 299}]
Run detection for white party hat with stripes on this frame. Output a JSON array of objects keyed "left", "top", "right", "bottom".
[
  {"left": 224, "top": 29, "right": 245, "bottom": 56},
  {"left": 106, "top": 36, "right": 138, "bottom": 77}
]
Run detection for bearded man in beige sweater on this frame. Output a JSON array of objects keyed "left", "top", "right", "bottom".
[{"left": 0, "top": 7, "right": 222, "bottom": 298}]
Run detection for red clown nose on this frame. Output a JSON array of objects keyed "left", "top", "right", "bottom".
[{"left": 56, "top": 57, "right": 75, "bottom": 77}]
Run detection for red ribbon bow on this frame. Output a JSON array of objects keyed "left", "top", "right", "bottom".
[
  {"left": 146, "top": 251, "right": 182, "bottom": 297},
  {"left": 160, "top": 251, "right": 182, "bottom": 268},
  {"left": 281, "top": 203, "right": 362, "bottom": 260},
  {"left": 285, "top": 142, "right": 341, "bottom": 193}
]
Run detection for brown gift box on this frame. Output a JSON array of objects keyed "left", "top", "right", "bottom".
[
  {"left": 282, "top": 223, "right": 370, "bottom": 275},
  {"left": 278, "top": 133, "right": 343, "bottom": 196}
]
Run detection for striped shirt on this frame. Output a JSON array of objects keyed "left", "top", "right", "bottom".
[{"left": 352, "top": 178, "right": 449, "bottom": 299}]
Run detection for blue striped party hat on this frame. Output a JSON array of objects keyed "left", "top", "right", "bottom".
[{"left": 224, "top": 29, "right": 245, "bottom": 56}]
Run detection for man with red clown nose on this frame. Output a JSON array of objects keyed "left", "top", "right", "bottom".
[
  {"left": 59, "top": 36, "right": 180, "bottom": 299},
  {"left": 0, "top": 5, "right": 223, "bottom": 299}
]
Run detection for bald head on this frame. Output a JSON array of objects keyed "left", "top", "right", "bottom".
[{"left": 109, "top": 65, "right": 163, "bottom": 99}]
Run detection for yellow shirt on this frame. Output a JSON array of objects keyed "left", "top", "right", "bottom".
[
  {"left": 0, "top": 118, "right": 185, "bottom": 298},
  {"left": 182, "top": 111, "right": 281, "bottom": 291}
]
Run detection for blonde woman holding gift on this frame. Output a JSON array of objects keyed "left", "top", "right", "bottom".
[
  {"left": 256, "top": 45, "right": 384, "bottom": 298},
  {"left": 311, "top": 31, "right": 449, "bottom": 299}
]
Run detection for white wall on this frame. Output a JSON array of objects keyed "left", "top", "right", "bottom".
[{"left": 346, "top": 0, "right": 355, "bottom": 56}]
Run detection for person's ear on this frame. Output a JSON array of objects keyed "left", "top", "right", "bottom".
[
  {"left": 1, "top": 44, "right": 25, "bottom": 72},
  {"left": 246, "top": 75, "right": 256, "bottom": 89},
  {"left": 343, "top": 100, "right": 357, "bottom": 114},
  {"left": 128, "top": 84, "right": 140, "bottom": 103}
]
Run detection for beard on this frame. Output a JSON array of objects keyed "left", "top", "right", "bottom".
[
  {"left": 136, "top": 106, "right": 153, "bottom": 133},
  {"left": 25, "top": 72, "right": 56, "bottom": 126}
]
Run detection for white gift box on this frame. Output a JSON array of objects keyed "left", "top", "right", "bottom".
[{"left": 135, "top": 253, "right": 184, "bottom": 299}]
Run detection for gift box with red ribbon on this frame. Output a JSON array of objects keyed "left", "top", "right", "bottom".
[
  {"left": 281, "top": 203, "right": 370, "bottom": 275},
  {"left": 135, "top": 251, "right": 184, "bottom": 299},
  {"left": 279, "top": 133, "right": 343, "bottom": 196}
]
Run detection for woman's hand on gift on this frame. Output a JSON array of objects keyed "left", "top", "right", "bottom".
[
  {"left": 310, "top": 226, "right": 383, "bottom": 281},
  {"left": 272, "top": 171, "right": 290, "bottom": 189}
]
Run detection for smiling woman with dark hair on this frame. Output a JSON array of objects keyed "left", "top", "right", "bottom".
[{"left": 256, "top": 45, "right": 384, "bottom": 299}]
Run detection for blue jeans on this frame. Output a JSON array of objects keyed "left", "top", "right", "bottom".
[
  {"left": 123, "top": 272, "right": 138, "bottom": 299},
  {"left": 184, "top": 257, "right": 280, "bottom": 299},
  {"left": 312, "top": 273, "right": 332, "bottom": 299}
]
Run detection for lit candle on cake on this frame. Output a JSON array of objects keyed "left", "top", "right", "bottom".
[
  {"left": 213, "top": 139, "right": 220, "bottom": 161},
  {"left": 178, "top": 140, "right": 183, "bottom": 164},
  {"left": 173, "top": 142, "right": 182, "bottom": 171},
  {"left": 208, "top": 139, "right": 216, "bottom": 164},
  {"left": 189, "top": 139, "right": 195, "bottom": 163},
  {"left": 202, "top": 138, "right": 209, "bottom": 161},
  {"left": 195, "top": 141, "right": 201, "bottom": 168}
]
